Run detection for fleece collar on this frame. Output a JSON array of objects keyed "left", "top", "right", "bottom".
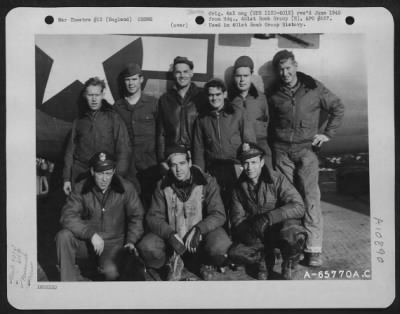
[
  {"left": 237, "top": 165, "right": 273, "bottom": 185},
  {"left": 296, "top": 72, "right": 317, "bottom": 89},
  {"left": 269, "top": 71, "right": 317, "bottom": 94},
  {"left": 82, "top": 101, "right": 114, "bottom": 118},
  {"left": 205, "top": 100, "right": 235, "bottom": 117},
  {"left": 81, "top": 174, "right": 125, "bottom": 195},
  {"left": 231, "top": 83, "right": 259, "bottom": 99}
]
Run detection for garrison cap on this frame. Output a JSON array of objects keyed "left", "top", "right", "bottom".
[
  {"left": 90, "top": 152, "right": 116, "bottom": 172},
  {"left": 234, "top": 55, "right": 254, "bottom": 71},
  {"left": 272, "top": 50, "right": 295, "bottom": 68},
  {"left": 173, "top": 56, "right": 194, "bottom": 70},
  {"left": 121, "top": 63, "right": 142, "bottom": 78},
  {"left": 165, "top": 144, "right": 190, "bottom": 161},
  {"left": 237, "top": 142, "right": 265, "bottom": 162}
]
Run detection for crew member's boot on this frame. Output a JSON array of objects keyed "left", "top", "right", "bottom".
[
  {"left": 281, "top": 232, "right": 306, "bottom": 280},
  {"left": 304, "top": 252, "right": 322, "bottom": 267}
]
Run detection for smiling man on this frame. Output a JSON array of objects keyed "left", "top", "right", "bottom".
[
  {"left": 138, "top": 145, "right": 231, "bottom": 281},
  {"left": 114, "top": 64, "right": 159, "bottom": 206},
  {"left": 230, "top": 142, "right": 306, "bottom": 280},
  {"left": 267, "top": 50, "right": 345, "bottom": 267},
  {"left": 157, "top": 56, "right": 208, "bottom": 166},
  {"left": 193, "top": 78, "right": 255, "bottom": 224},
  {"left": 63, "top": 77, "right": 132, "bottom": 195},
  {"left": 56, "top": 152, "right": 144, "bottom": 281}
]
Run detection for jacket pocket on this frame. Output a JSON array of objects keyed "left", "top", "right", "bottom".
[
  {"left": 230, "top": 134, "right": 242, "bottom": 145},
  {"left": 133, "top": 116, "right": 156, "bottom": 137}
]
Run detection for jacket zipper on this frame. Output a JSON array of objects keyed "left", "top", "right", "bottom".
[
  {"left": 94, "top": 191, "right": 108, "bottom": 232},
  {"left": 290, "top": 92, "right": 296, "bottom": 143},
  {"left": 217, "top": 114, "right": 222, "bottom": 154},
  {"left": 90, "top": 112, "right": 97, "bottom": 147}
]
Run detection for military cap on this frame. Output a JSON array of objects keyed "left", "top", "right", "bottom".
[
  {"left": 121, "top": 63, "right": 142, "bottom": 78},
  {"left": 234, "top": 55, "right": 254, "bottom": 71},
  {"left": 90, "top": 152, "right": 116, "bottom": 172},
  {"left": 173, "top": 56, "right": 194, "bottom": 70},
  {"left": 165, "top": 144, "right": 190, "bottom": 161},
  {"left": 272, "top": 50, "right": 295, "bottom": 68},
  {"left": 237, "top": 142, "right": 265, "bottom": 162}
]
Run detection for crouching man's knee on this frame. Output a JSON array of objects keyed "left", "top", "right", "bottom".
[
  {"left": 55, "top": 229, "right": 76, "bottom": 247},
  {"left": 203, "top": 228, "right": 232, "bottom": 265},
  {"left": 279, "top": 221, "right": 307, "bottom": 259},
  {"left": 136, "top": 233, "right": 167, "bottom": 269}
]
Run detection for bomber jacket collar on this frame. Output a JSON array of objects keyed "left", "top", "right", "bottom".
[
  {"left": 270, "top": 71, "right": 317, "bottom": 94},
  {"left": 237, "top": 165, "right": 273, "bottom": 186},
  {"left": 82, "top": 101, "right": 114, "bottom": 118},
  {"left": 170, "top": 83, "right": 200, "bottom": 100},
  {"left": 205, "top": 101, "right": 235, "bottom": 118},
  {"left": 81, "top": 174, "right": 125, "bottom": 195},
  {"left": 230, "top": 83, "right": 259, "bottom": 100},
  {"left": 161, "top": 166, "right": 208, "bottom": 190}
]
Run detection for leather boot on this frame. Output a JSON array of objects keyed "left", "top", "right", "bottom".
[{"left": 304, "top": 252, "right": 322, "bottom": 267}]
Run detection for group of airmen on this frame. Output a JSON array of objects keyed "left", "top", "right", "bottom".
[{"left": 56, "top": 50, "right": 345, "bottom": 281}]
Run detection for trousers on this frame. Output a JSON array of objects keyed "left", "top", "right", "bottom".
[
  {"left": 274, "top": 148, "right": 322, "bottom": 253},
  {"left": 136, "top": 165, "right": 162, "bottom": 210},
  {"left": 207, "top": 161, "right": 240, "bottom": 233},
  {"left": 137, "top": 227, "right": 232, "bottom": 269},
  {"left": 56, "top": 229, "right": 122, "bottom": 281}
]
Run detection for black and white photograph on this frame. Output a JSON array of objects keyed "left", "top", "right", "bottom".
[{"left": 6, "top": 7, "right": 395, "bottom": 309}]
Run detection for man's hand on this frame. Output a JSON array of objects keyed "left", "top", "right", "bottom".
[
  {"left": 312, "top": 134, "right": 330, "bottom": 147},
  {"left": 160, "top": 162, "right": 169, "bottom": 171},
  {"left": 252, "top": 214, "right": 270, "bottom": 239},
  {"left": 124, "top": 243, "right": 138, "bottom": 255},
  {"left": 91, "top": 233, "right": 104, "bottom": 255},
  {"left": 168, "top": 233, "right": 185, "bottom": 255},
  {"left": 185, "top": 227, "right": 202, "bottom": 253},
  {"left": 63, "top": 181, "right": 72, "bottom": 196}
]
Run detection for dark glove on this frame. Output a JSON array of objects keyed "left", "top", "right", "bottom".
[
  {"left": 251, "top": 214, "right": 270, "bottom": 239},
  {"left": 189, "top": 227, "right": 202, "bottom": 250},
  {"left": 168, "top": 232, "right": 186, "bottom": 255},
  {"left": 227, "top": 243, "right": 262, "bottom": 265}
]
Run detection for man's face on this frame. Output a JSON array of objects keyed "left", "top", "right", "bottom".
[
  {"left": 124, "top": 74, "right": 143, "bottom": 96},
  {"left": 243, "top": 156, "right": 264, "bottom": 182},
  {"left": 173, "top": 63, "right": 193, "bottom": 89},
  {"left": 84, "top": 85, "right": 104, "bottom": 111},
  {"left": 277, "top": 58, "right": 298, "bottom": 87},
  {"left": 234, "top": 67, "right": 252, "bottom": 92},
  {"left": 169, "top": 154, "right": 191, "bottom": 182},
  {"left": 92, "top": 168, "right": 115, "bottom": 192},
  {"left": 207, "top": 87, "right": 226, "bottom": 111}
]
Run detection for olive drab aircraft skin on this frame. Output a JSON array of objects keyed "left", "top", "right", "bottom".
[{"left": 36, "top": 33, "right": 367, "bottom": 161}]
